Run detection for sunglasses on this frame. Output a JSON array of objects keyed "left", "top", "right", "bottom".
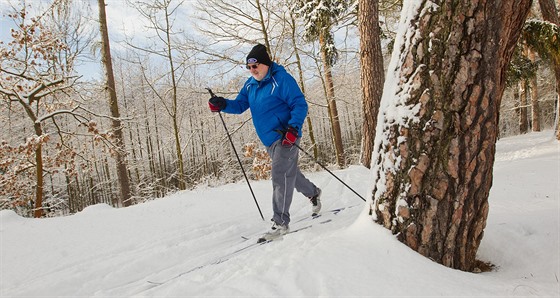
[{"left": 246, "top": 63, "right": 260, "bottom": 70}]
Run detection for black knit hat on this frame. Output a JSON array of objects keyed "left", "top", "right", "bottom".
[{"left": 246, "top": 44, "right": 272, "bottom": 66}]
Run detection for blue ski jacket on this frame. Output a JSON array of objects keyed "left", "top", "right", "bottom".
[{"left": 222, "top": 63, "right": 308, "bottom": 147}]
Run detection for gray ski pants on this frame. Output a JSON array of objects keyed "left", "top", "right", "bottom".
[{"left": 266, "top": 139, "right": 319, "bottom": 226}]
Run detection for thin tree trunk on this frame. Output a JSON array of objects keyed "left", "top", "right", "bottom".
[
  {"left": 290, "top": 15, "right": 318, "bottom": 159},
  {"left": 97, "top": 0, "right": 131, "bottom": 207},
  {"left": 33, "top": 133, "right": 44, "bottom": 218},
  {"left": 139, "top": 79, "right": 157, "bottom": 193},
  {"left": 528, "top": 50, "right": 541, "bottom": 131},
  {"left": 359, "top": 0, "right": 384, "bottom": 168},
  {"left": 514, "top": 87, "right": 521, "bottom": 133},
  {"left": 103, "top": 157, "right": 113, "bottom": 205},
  {"left": 320, "top": 32, "right": 345, "bottom": 168},
  {"left": 65, "top": 167, "right": 74, "bottom": 214},
  {"left": 121, "top": 77, "right": 141, "bottom": 185},
  {"left": 23, "top": 99, "right": 45, "bottom": 218},
  {"left": 530, "top": 76, "right": 541, "bottom": 131},
  {"left": 255, "top": 0, "right": 270, "bottom": 51},
  {"left": 160, "top": 5, "right": 186, "bottom": 190},
  {"left": 519, "top": 80, "right": 529, "bottom": 133},
  {"left": 153, "top": 100, "right": 167, "bottom": 192}
]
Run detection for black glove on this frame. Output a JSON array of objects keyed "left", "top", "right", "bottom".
[
  {"left": 282, "top": 126, "right": 298, "bottom": 147},
  {"left": 208, "top": 96, "right": 226, "bottom": 112}
]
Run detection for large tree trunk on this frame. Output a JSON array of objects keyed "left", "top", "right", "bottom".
[
  {"left": 359, "top": 0, "right": 384, "bottom": 168},
  {"left": 370, "top": 0, "right": 531, "bottom": 271},
  {"left": 98, "top": 0, "right": 132, "bottom": 207},
  {"left": 538, "top": 0, "right": 560, "bottom": 139}
]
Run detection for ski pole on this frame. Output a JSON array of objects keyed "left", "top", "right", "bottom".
[
  {"left": 289, "top": 137, "right": 366, "bottom": 202},
  {"left": 206, "top": 88, "right": 264, "bottom": 221}
]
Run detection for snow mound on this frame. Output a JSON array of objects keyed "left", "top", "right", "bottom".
[{"left": 0, "top": 209, "right": 24, "bottom": 225}]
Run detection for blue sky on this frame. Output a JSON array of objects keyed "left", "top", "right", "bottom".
[
  {"left": 1, "top": 0, "right": 198, "bottom": 80},
  {"left": 1, "top": 1, "right": 16, "bottom": 42}
]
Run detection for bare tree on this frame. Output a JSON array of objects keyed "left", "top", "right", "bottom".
[
  {"left": 126, "top": 0, "right": 191, "bottom": 190},
  {"left": 97, "top": 0, "right": 132, "bottom": 206},
  {"left": 48, "top": 0, "right": 97, "bottom": 74},
  {"left": 193, "top": 0, "right": 277, "bottom": 63},
  {"left": 370, "top": 0, "right": 531, "bottom": 271},
  {"left": 288, "top": 11, "right": 319, "bottom": 159},
  {"left": 292, "top": 0, "right": 355, "bottom": 168}
]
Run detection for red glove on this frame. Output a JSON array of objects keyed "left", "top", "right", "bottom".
[
  {"left": 282, "top": 126, "right": 298, "bottom": 147},
  {"left": 208, "top": 96, "right": 226, "bottom": 112}
]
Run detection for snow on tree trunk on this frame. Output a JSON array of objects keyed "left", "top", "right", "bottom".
[{"left": 370, "top": 0, "right": 531, "bottom": 271}]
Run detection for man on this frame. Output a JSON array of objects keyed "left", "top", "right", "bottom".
[{"left": 208, "top": 44, "right": 321, "bottom": 241}]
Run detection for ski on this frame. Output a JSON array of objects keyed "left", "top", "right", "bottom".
[
  {"left": 256, "top": 219, "right": 332, "bottom": 243},
  {"left": 241, "top": 208, "right": 337, "bottom": 242},
  {"left": 246, "top": 204, "right": 358, "bottom": 243},
  {"left": 292, "top": 204, "right": 357, "bottom": 224}
]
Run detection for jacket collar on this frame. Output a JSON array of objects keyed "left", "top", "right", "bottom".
[{"left": 248, "top": 62, "right": 280, "bottom": 85}]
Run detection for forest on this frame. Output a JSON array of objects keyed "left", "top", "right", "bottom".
[{"left": 0, "top": 0, "right": 558, "bottom": 235}]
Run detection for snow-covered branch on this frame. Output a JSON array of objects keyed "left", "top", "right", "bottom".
[{"left": 35, "top": 106, "right": 81, "bottom": 124}]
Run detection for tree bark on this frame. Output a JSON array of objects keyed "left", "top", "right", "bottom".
[
  {"left": 371, "top": 0, "right": 532, "bottom": 271},
  {"left": 359, "top": 0, "right": 384, "bottom": 168},
  {"left": 256, "top": 0, "right": 271, "bottom": 51},
  {"left": 528, "top": 49, "right": 541, "bottom": 131},
  {"left": 33, "top": 123, "right": 44, "bottom": 218},
  {"left": 98, "top": 0, "right": 132, "bottom": 207},
  {"left": 320, "top": 32, "right": 345, "bottom": 168}
]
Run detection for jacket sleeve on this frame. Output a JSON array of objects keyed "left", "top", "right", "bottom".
[
  {"left": 280, "top": 74, "right": 308, "bottom": 131},
  {"left": 222, "top": 83, "right": 250, "bottom": 114}
]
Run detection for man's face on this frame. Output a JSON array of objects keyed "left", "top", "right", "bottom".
[{"left": 246, "top": 63, "right": 269, "bottom": 81}]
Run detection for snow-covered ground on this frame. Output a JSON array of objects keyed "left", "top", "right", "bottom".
[{"left": 1, "top": 131, "right": 559, "bottom": 297}]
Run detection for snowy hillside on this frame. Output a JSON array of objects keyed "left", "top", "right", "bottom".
[{"left": 1, "top": 131, "right": 559, "bottom": 297}]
